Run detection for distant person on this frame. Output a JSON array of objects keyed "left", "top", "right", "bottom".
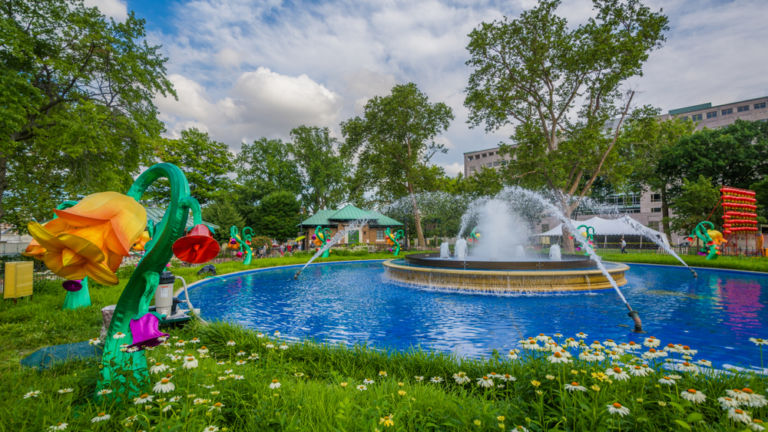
[{"left": 620, "top": 237, "right": 627, "bottom": 254}]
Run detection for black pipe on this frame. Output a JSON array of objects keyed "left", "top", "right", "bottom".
[{"left": 628, "top": 310, "right": 644, "bottom": 333}]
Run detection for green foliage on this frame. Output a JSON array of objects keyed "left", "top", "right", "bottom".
[
  {"left": 0, "top": 0, "right": 174, "bottom": 231},
  {"left": 236, "top": 138, "right": 303, "bottom": 200},
  {"left": 600, "top": 250, "right": 768, "bottom": 273},
  {"left": 253, "top": 191, "right": 301, "bottom": 242},
  {"left": 289, "top": 126, "right": 348, "bottom": 213},
  {"left": 751, "top": 177, "right": 768, "bottom": 223},
  {"left": 465, "top": 0, "right": 668, "bottom": 217},
  {"left": 342, "top": 83, "right": 454, "bottom": 246},
  {"left": 669, "top": 175, "right": 721, "bottom": 234},
  {"left": 147, "top": 129, "right": 233, "bottom": 205},
  {"left": 202, "top": 200, "right": 245, "bottom": 242}
]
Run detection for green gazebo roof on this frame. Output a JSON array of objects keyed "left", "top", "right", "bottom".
[
  {"left": 298, "top": 205, "right": 403, "bottom": 227},
  {"left": 145, "top": 207, "right": 220, "bottom": 231}
]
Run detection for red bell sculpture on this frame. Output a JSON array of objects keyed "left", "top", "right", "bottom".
[
  {"left": 172, "top": 224, "right": 220, "bottom": 264},
  {"left": 129, "top": 313, "right": 168, "bottom": 349}
]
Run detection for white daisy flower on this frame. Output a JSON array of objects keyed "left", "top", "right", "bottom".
[
  {"left": 88, "top": 338, "right": 100, "bottom": 346},
  {"left": 198, "top": 346, "right": 210, "bottom": 355},
  {"left": 501, "top": 374, "right": 516, "bottom": 382},
  {"left": 696, "top": 359, "right": 712, "bottom": 367},
  {"left": 605, "top": 367, "right": 630, "bottom": 381},
  {"left": 175, "top": 340, "right": 186, "bottom": 347},
  {"left": 203, "top": 426, "right": 220, "bottom": 432},
  {"left": 643, "top": 336, "right": 660, "bottom": 347},
  {"left": 565, "top": 338, "right": 580, "bottom": 348},
  {"left": 153, "top": 378, "right": 175, "bottom": 393},
  {"left": 256, "top": 332, "right": 264, "bottom": 338},
  {"left": 607, "top": 403, "right": 630, "bottom": 417},
  {"left": 235, "top": 360, "right": 247, "bottom": 366},
  {"left": 603, "top": 339, "right": 617, "bottom": 348},
  {"left": 453, "top": 372, "right": 471, "bottom": 384},
  {"left": 57, "top": 388, "right": 73, "bottom": 394},
  {"left": 48, "top": 422, "right": 68, "bottom": 430},
  {"left": 279, "top": 344, "right": 288, "bottom": 350},
  {"left": 133, "top": 393, "right": 154, "bottom": 404},
  {"left": 565, "top": 382, "right": 587, "bottom": 392},
  {"left": 750, "top": 419, "right": 766, "bottom": 431},
  {"left": 265, "top": 343, "right": 275, "bottom": 349},
  {"left": 414, "top": 376, "right": 424, "bottom": 382},
  {"left": 658, "top": 376, "right": 675, "bottom": 386},
  {"left": 226, "top": 340, "right": 236, "bottom": 346},
  {"left": 363, "top": 378, "right": 374, "bottom": 385},
  {"left": 96, "top": 389, "right": 112, "bottom": 396},
  {"left": 718, "top": 396, "right": 741, "bottom": 409},
  {"left": 233, "top": 374, "right": 244, "bottom": 380},
  {"left": 535, "top": 333, "right": 550, "bottom": 342},
  {"left": 189, "top": 337, "right": 200, "bottom": 344},
  {"left": 507, "top": 349, "right": 520, "bottom": 360},
  {"left": 170, "top": 396, "right": 182, "bottom": 402},
  {"left": 625, "top": 341, "right": 641, "bottom": 351},
  {"left": 749, "top": 338, "right": 768, "bottom": 346},
  {"left": 193, "top": 398, "right": 209, "bottom": 405},
  {"left": 476, "top": 376, "right": 494, "bottom": 388},
  {"left": 91, "top": 412, "right": 110, "bottom": 423},
  {"left": 728, "top": 408, "right": 752, "bottom": 424},
  {"left": 183, "top": 356, "right": 199, "bottom": 369},
  {"left": 629, "top": 365, "right": 651, "bottom": 377},
  {"left": 548, "top": 351, "right": 571, "bottom": 364},
  {"left": 208, "top": 402, "right": 224, "bottom": 412},
  {"left": 590, "top": 341, "right": 603, "bottom": 349},
  {"left": 150, "top": 362, "right": 169, "bottom": 374},
  {"left": 575, "top": 332, "right": 588, "bottom": 339},
  {"left": 269, "top": 379, "right": 281, "bottom": 389},
  {"left": 681, "top": 389, "right": 706, "bottom": 404},
  {"left": 356, "top": 384, "right": 367, "bottom": 391},
  {"left": 112, "top": 332, "right": 126, "bottom": 340},
  {"left": 430, "top": 376, "right": 443, "bottom": 384}
]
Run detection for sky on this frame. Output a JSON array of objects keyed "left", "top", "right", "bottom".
[{"left": 85, "top": 0, "right": 768, "bottom": 176}]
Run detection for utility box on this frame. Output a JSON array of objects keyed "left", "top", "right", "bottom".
[{"left": 4, "top": 261, "right": 34, "bottom": 299}]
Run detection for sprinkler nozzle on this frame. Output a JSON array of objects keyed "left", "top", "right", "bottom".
[
  {"left": 628, "top": 310, "right": 644, "bottom": 333},
  {"left": 690, "top": 268, "right": 698, "bottom": 278},
  {"left": 293, "top": 271, "right": 300, "bottom": 280}
]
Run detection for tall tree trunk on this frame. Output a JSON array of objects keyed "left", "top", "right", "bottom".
[
  {"left": 0, "top": 154, "right": 7, "bottom": 243},
  {"left": 560, "top": 205, "right": 575, "bottom": 253},
  {"left": 406, "top": 181, "right": 426, "bottom": 248},
  {"left": 661, "top": 187, "right": 672, "bottom": 243}
]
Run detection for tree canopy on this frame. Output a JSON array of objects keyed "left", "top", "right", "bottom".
[
  {"left": 342, "top": 83, "right": 454, "bottom": 247},
  {"left": 464, "top": 0, "right": 668, "bottom": 244},
  {"left": 253, "top": 191, "right": 301, "bottom": 242},
  {"left": 288, "top": 126, "right": 347, "bottom": 213},
  {"left": 1, "top": 0, "right": 174, "bottom": 231},
  {"left": 236, "top": 138, "right": 303, "bottom": 200}
]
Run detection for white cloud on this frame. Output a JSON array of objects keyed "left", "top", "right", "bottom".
[
  {"left": 84, "top": 0, "right": 127, "bottom": 21},
  {"left": 139, "top": 0, "right": 768, "bottom": 174},
  {"left": 441, "top": 162, "right": 464, "bottom": 176}
]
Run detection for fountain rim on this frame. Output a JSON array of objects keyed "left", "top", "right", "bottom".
[
  {"left": 386, "top": 258, "right": 629, "bottom": 276},
  {"left": 404, "top": 252, "right": 604, "bottom": 271}
]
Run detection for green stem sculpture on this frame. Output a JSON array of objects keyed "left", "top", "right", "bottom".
[
  {"left": 691, "top": 221, "right": 719, "bottom": 260},
  {"left": 98, "top": 163, "right": 204, "bottom": 397},
  {"left": 315, "top": 226, "right": 332, "bottom": 258},
  {"left": 54, "top": 201, "right": 92, "bottom": 310},
  {"left": 230, "top": 226, "right": 254, "bottom": 265},
  {"left": 577, "top": 224, "right": 596, "bottom": 255},
  {"left": 385, "top": 227, "right": 405, "bottom": 256}
]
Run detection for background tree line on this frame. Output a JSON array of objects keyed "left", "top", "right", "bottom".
[{"left": 3, "top": 0, "right": 767, "bottom": 248}]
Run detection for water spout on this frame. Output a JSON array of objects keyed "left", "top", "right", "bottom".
[
  {"left": 454, "top": 239, "right": 468, "bottom": 260},
  {"left": 549, "top": 244, "right": 561, "bottom": 261},
  {"left": 294, "top": 219, "right": 369, "bottom": 280},
  {"left": 440, "top": 242, "right": 450, "bottom": 258},
  {"left": 620, "top": 215, "right": 697, "bottom": 278}
]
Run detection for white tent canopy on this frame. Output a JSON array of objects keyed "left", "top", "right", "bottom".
[{"left": 537, "top": 216, "right": 670, "bottom": 247}]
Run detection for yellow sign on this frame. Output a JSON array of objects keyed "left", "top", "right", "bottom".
[{"left": 4, "top": 261, "right": 33, "bottom": 299}]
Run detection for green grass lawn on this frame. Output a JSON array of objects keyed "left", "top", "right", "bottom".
[
  {"left": 599, "top": 249, "right": 768, "bottom": 273},
  {"left": 1, "top": 252, "right": 767, "bottom": 431}
]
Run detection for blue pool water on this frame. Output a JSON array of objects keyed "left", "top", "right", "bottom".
[{"left": 187, "top": 260, "right": 768, "bottom": 368}]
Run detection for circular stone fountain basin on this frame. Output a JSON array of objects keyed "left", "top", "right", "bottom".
[{"left": 383, "top": 253, "right": 628, "bottom": 292}]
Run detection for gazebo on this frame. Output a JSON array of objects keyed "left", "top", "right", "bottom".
[{"left": 297, "top": 205, "right": 404, "bottom": 250}]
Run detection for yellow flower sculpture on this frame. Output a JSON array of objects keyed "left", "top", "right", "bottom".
[{"left": 23, "top": 192, "right": 147, "bottom": 285}]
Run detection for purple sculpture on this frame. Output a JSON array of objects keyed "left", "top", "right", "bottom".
[
  {"left": 62, "top": 279, "right": 82, "bottom": 292},
  {"left": 129, "top": 313, "right": 168, "bottom": 349}
]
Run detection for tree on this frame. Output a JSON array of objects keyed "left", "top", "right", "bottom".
[
  {"left": 201, "top": 200, "right": 245, "bottom": 242},
  {"left": 341, "top": 83, "right": 454, "bottom": 247},
  {"left": 668, "top": 175, "right": 721, "bottom": 235},
  {"left": 147, "top": 129, "right": 233, "bottom": 205},
  {"left": 619, "top": 111, "right": 695, "bottom": 237},
  {"left": 288, "top": 126, "right": 347, "bottom": 213},
  {"left": 1, "top": 0, "right": 174, "bottom": 233},
  {"left": 253, "top": 191, "right": 301, "bottom": 242},
  {"left": 465, "top": 0, "right": 668, "bottom": 250},
  {"left": 236, "top": 138, "right": 302, "bottom": 200}
]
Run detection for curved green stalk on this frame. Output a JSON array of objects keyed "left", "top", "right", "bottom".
[
  {"left": 229, "top": 226, "right": 253, "bottom": 265},
  {"left": 692, "top": 221, "right": 718, "bottom": 260},
  {"left": 315, "top": 226, "right": 331, "bottom": 257},
  {"left": 98, "top": 163, "right": 203, "bottom": 397},
  {"left": 385, "top": 227, "right": 404, "bottom": 256},
  {"left": 55, "top": 201, "right": 92, "bottom": 310}
]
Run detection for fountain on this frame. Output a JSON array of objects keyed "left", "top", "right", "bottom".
[
  {"left": 383, "top": 193, "right": 642, "bottom": 331},
  {"left": 383, "top": 198, "right": 629, "bottom": 293},
  {"left": 439, "top": 242, "right": 450, "bottom": 258}
]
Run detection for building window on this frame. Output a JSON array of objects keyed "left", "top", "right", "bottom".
[
  {"left": 706, "top": 111, "right": 717, "bottom": 119},
  {"left": 651, "top": 207, "right": 662, "bottom": 213},
  {"left": 648, "top": 221, "right": 660, "bottom": 230},
  {"left": 755, "top": 102, "right": 766, "bottom": 109},
  {"left": 681, "top": 116, "right": 689, "bottom": 120},
  {"left": 376, "top": 230, "right": 384, "bottom": 241},
  {"left": 722, "top": 108, "right": 733, "bottom": 115},
  {"left": 481, "top": 153, "right": 487, "bottom": 158},
  {"left": 467, "top": 156, "right": 473, "bottom": 161},
  {"left": 737, "top": 105, "right": 749, "bottom": 112},
  {"left": 541, "top": 224, "right": 549, "bottom": 232},
  {"left": 691, "top": 113, "right": 702, "bottom": 121},
  {"left": 651, "top": 193, "right": 661, "bottom": 202}
]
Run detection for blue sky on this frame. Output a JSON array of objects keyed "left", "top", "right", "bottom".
[{"left": 87, "top": 0, "right": 768, "bottom": 176}]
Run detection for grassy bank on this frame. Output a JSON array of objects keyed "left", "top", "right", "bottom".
[
  {"left": 2, "top": 253, "right": 768, "bottom": 430},
  {"left": 599, "top": 250, "right": 768, "bottom": 273}
]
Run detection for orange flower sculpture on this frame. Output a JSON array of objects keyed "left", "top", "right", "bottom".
[{"left": 23, "top": 192, "right": 147, "bottom": 285}]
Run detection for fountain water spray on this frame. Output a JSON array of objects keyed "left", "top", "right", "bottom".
[
  {"left": 293, "top": 219, "right": 369, "bottom": 279},
  {"left": 502, "top": 187, "right": 644, "bottom": 332},
  {"left": 620, "top": 215, "right": 697, "bottom": 278},
  {"left": 439, "top": 242, "right": 450, "bottom": 258}
]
